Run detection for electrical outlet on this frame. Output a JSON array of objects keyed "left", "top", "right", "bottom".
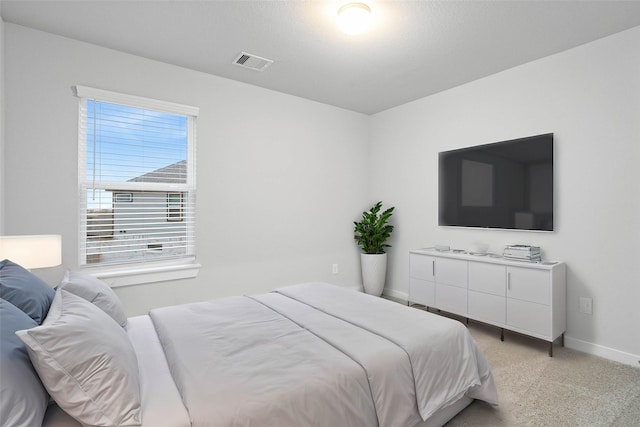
[
  {"left": 579, "top": 297, "right": 593, "bottom": 315},
  {"left": 332, "top": 264, "right": 339, "bottom": 274}
]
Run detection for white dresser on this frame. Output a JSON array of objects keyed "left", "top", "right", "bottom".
[{"left": 409, "top": 248, "right": 566, "bottom": 356}]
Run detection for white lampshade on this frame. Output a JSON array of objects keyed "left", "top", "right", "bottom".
[
  {"left": 337, "top": 2, "right": 371, "bottom": 35},
  {"left": 0, "top": 235, "right": 62, "bottom": 269}
]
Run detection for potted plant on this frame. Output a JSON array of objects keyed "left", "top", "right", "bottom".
[{"left": 354, "top": 201, "right": 395, "bottom": 296}]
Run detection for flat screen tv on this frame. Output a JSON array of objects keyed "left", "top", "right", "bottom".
[{"left": 439, "top": 133, "right": 554, "bottom": 231}]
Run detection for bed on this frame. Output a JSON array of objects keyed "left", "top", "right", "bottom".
[{"left": 1, "top": 260, "right": 498, "bottom": 427}]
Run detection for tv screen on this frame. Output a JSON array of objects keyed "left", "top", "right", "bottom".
[{"left": 439, "top": 133, "right": 554, "bottom": 231}]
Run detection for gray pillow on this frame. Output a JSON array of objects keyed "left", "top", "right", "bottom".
[
  {"left": 0, "top": 298, "right": 49, "bottom": 427},
  {"left": 58, "top": 270, "right": 128, "bottom": 327},
  {"left": 0, "top": 259, "right": 55, "bottom": 324},
  {"left": 17, "top": 290, "right": 142, "bottom": 427}
]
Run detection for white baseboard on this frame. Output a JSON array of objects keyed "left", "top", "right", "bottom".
[
  {"left": 382, "top": 288, "right": 408, "bottom": 302},
  {"left": 564, "top": 336, "right": 640, "bottom": 368},
  {"left": 382, "top": 288, "right": 640, "bottom": 368}
]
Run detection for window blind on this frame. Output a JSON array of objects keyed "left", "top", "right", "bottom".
[{"left": 76, "top": 87, "right": 197, "bottom": 267}]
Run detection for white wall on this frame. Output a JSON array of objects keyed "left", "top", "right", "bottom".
[
  {"left": 3, "top": 24, "right": 370, "bottom": 314},
  {"left": 4, "top": 21, "right": 639, "bottom": 365},
  {"left": 370, "top": 26, "right": 640, "bottom": 364},
  {"left": 0, "top": 17, "right": 5, "bottom": 234}
]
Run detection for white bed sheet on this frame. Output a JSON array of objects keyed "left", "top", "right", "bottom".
[{"left": 126, "top": 315, "right": 191, "bottom": 427}]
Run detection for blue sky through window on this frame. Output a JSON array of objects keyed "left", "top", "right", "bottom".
[{"left": 86, "top": 101, "right": 188, "bottom": 209}]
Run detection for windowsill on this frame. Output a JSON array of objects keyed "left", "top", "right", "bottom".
[{"left": 81, "top": 258, "right": 201, "bottom": 288}]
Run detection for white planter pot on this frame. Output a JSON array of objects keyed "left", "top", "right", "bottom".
[{"left": 360, "top": 253, "right": 387, "bottom": 296}]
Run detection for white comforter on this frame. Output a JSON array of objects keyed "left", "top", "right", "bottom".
[
  {"left": 276, "top": 283, "right": 498, "bottom": 419},
  {"left": 149, "top": 282, "right": 498, "bottom": 427}
]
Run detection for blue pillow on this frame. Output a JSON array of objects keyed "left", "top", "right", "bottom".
[
  {"left": 0, "top": 259, "right": 55, "bottom": 324},
  {"left": 0, "top": 298, "right": 49, "bottom": 427}
]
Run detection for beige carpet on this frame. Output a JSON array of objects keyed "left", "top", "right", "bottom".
[{"left": 428, "top": 313, "right": 640, "bottom": 426}]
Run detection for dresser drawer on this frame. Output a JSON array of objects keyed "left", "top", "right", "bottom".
[
  {"left": 469, "top": 262, "right": 505, "bottom": 296},
  {"left": 507, "top": 299, "right": 551, "bottom": 338},
  {"left": 469, "top": 290, "right": 505, "bottom": 325},
  {"left": 435, "top": 283, "right": 467, "bottom": 314},
  {"left": 409, "top": 277, "right": 435, "bottom": 306},
  {"left": 435, "top": 258, "right": 467, "bottom": 288},
  {"left": 410, "top": 254, "right": 434, "bottom": 280},
  {"left": 507, "top": 267, "right": 550, "bottom": 305}
]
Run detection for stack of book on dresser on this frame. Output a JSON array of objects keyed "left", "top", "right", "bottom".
[{"left": 503, "top": 245, "right": 541, "bottom": 262}]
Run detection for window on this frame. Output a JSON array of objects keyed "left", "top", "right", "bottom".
[
  {"left": 76, "top": 86, "right": 198, "bottom": 271},
  {"left": 167, "top": 193, "right": 183, "bottom": 222},
  {"left": 114, "top": 193, "right": 133, "bottom": 203}
]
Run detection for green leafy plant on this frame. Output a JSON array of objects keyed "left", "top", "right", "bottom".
[{"left": 354, "top": 201, "right": 395, "bottom": 254}]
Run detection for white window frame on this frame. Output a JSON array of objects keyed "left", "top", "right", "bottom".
[{"left": 75, "top": 86, "right": 200, "bottom": 287}]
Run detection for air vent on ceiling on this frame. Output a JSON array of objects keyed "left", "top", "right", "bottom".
[{"left": 233, "top": 52, "right": 274, "bottom": 71}]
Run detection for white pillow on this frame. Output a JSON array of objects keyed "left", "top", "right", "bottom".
[
  {"left": 16, "top": 290, "right": 142, "bottom": 427},
  {"left": 58, "top": 270, "right": 128, "bottom": 327}
]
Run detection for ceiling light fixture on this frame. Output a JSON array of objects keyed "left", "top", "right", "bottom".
[{"left": 337, "top": 2, "right": 371, "bottom": 36}]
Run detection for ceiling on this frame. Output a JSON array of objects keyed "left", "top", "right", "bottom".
[{"left": 2, "top": 0, "right": 640, "bottom": 115}]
